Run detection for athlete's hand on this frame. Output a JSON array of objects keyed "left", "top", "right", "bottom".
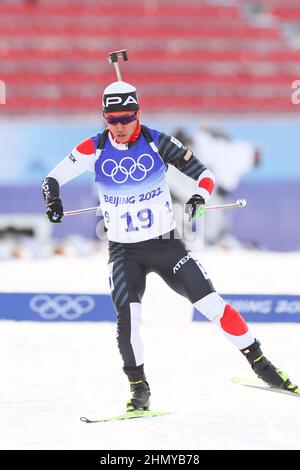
[
  {"left": 46, "top": 198, "right": 64, "bottom": 223},
  {"left": 185, "top": 194, "right": 205, "bottom": 221}
]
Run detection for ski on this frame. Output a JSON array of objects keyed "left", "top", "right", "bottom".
[
  {"left": 232, "top": 376, "right": 300, "bottom": 398},
  {"left": 80, "top": 410, "right": 171, "bottom": 423}
]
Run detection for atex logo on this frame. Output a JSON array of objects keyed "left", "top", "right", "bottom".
[
  {"left": 30, "top": 294, "right": 95, "bottom": 320},
  {"left": 0, "top": 80, "right": 6, "bottom": 104},
  {"left": 173, "top": 253, "right": 192, "bottom": 273},
  {"left": 68, "top": 152, "right": 77, "bottom": 163},
  {"left": 291, "top": 80, "right": 300, "bottom": 104}
]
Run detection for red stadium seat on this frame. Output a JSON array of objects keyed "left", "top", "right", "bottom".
[{"left": 0, "top": 0, "right": 298, "bottom": 114}]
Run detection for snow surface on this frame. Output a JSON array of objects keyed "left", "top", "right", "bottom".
[{"left": 1, "top": 247, "right": 300, "bottom": 450}]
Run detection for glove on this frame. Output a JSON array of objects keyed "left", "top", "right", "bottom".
[
  {"left": 46, "top": 198, "right": 64, "bottom": 223},
  {"left": 185, "top": 194, "right": 205, "bottom": 221}
]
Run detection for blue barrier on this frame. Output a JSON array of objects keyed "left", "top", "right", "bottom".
[
  {"left": 230, "top": 181, "right": 300, "bottom": 251},
  {"left": 0, "top": 293, "right": 115, "bottom": 322},
  {"left": 193, "top": 294, "right": 300, "bottom": 323}
]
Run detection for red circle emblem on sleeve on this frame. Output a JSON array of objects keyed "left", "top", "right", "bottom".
[
  {"left": 76, "top": 138, "right": 95, "bottom": 155},
  {"left": 198, "top": 177, "right": 214, "bottom": 195}
]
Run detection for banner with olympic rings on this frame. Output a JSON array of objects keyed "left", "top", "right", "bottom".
[{"left": 0, "top": 293, "right": 115, "bottom": 321}]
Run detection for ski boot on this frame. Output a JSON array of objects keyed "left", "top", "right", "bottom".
[
  {"left": 241, "top": 339, "right": 299, "bottom": 392},
  {"left": 126, "top": 379, "right": 151, "bottom": 411},
  {"left": 124, "top": 365, "right": 151, "bottom": 411}
]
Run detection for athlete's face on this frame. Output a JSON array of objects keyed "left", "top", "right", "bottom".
[{"left": 104, "top": 110, "right": 141, "bottom": 144}]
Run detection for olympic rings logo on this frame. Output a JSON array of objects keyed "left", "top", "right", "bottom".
[
  {"left": 30, "top": 295, "right": 95, "bottom": 320},
  {"left": 101, "top": 154, "right": 154, "bottom": 184}
]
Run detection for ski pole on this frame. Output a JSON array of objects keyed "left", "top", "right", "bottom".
[
  {"left": 204, "top": 198, "right": 247, "bottom": 211},
  {"left": 64, "top": 206, "right": 102, "bottom": 217},
  {"left": 64, "top": 199, "right": 247, "bottom": 217}
]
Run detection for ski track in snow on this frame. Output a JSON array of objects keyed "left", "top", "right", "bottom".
[{"left": 1, "top": 248, "right": 300, "bottom": 450}]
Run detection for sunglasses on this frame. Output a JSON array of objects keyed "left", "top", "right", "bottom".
[{"left": 104, "top": 113, "right": 137, "bottom": 126}]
